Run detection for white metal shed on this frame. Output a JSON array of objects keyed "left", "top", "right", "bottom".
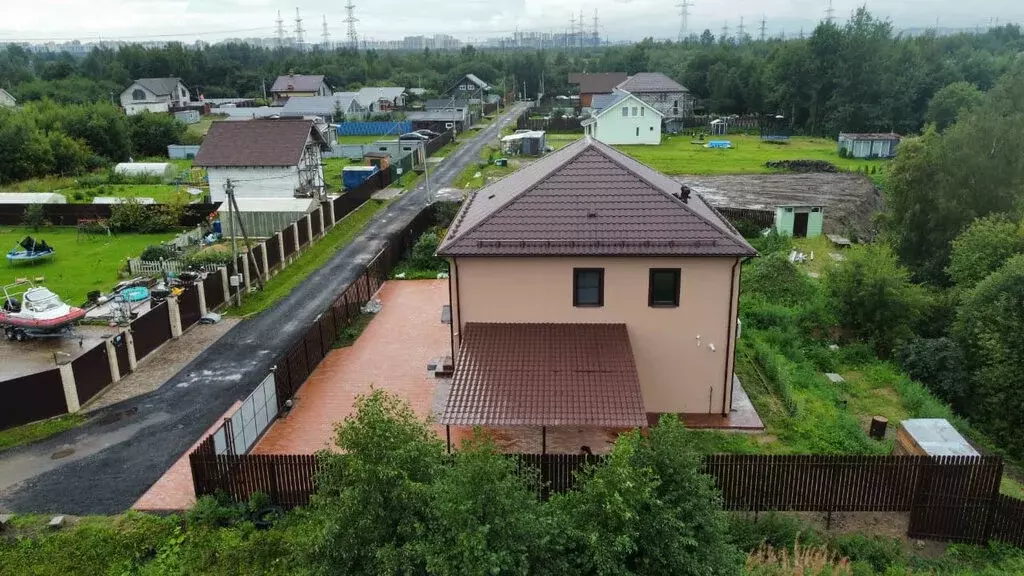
[
  {"left": 0, "top": 192, "right": 67, "bottom": 204},
  {"left": 113, "top": 162, "right": 177, "bottom": 182}
]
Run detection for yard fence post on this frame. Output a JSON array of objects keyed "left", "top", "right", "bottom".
[
  {"left": 124, "top": 328, "right": 138, "bottom": 371},
  {"left": 167, "top": 296, "right": 184, "bottom": 339},
  {"left": 104, "top": 336, "right": 121, "bottom": 384},
  {"left": 241, "top": 251, "right": 251, "bottom": 292},
  {"left": 197, "top": 282, "right": 208, "bottom": 317},
  {"left": 219, "top": 267, "right": 230, "bottom": 304},
  {"left": 327, "top": 200, "right": 336, "bottom": 228},
  {"left": 260, "top": 242, "right": 269, "bottom": 281},
  {"left": 57, "top": 359, "right": 81, "bottom": 413},
  {"left": 277, "top": 232, "right": 286, "bottom": 271},
  {"left": 292, "top": 225, "right": 300, "bottom": 258},
  {"left": 318, "top": 209, "right": 326, "bottom": 239},
  {"left": 305, "top": 217, "right": 314, "bottom": 247}
]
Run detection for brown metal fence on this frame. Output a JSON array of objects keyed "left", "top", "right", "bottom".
[
  {"left": 112, "top": 333, "right": 131, "bottom": 377},
  {"left": 282, "top": 224, "right": 296, "bottom": 258},
  {"left": 131, "top": 302, "right": 172, "bottom": 359},
  {"left": 251, "top": 245, "right": 265, "bottom": 278},
  {"left": 991, "top": 495, "right": 1024, "bottom": 547},
  {"left": 72, "top": 343, "right": 112, "bottom": 404},
  {"left": 424, "top": 129, "right": 455, "bottom": 157},
  {"left": 190, "top": 436, "right": 320, "bottom": 507},
  {"left": 204, "top": 271, "right": 226, "bottom": 310},
  {"left": 296, "top": 217, "right": 310, "bottom": 247},
  {"left": 321, "top": 201, "right": 334, "bottom": 227},
  {"left": 717, "top": 207, "right": 774, "bottom": 230},
  {"left": 178, "top": 285, "right": 202, "bottom": 329},
  {"left": 907, "top": 456, "right": 1003, "bottom": 544},
  {"left": 0, "top": 369, "right": 67, "bottom": 430},
  {"left": 0, "top": 202, "right": 220, "bottom": 226},
  {"left": 265, "top": 235, "right": 282, "bottom": 270},
  {"left": 310, "top": 209, "right": 323, "bottom": 238}
]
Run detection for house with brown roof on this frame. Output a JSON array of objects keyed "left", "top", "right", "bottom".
[
  {"left": 437, "top": 137, "right": 759, "bottom": 448},
  {"left": 616, "top": 72, "right": 694, "bottom": 129},
  {"left": 270, "top": 74, "right": 332, "bottom": 105},
  {"left": 568, "top": 72, "right": 628, "bottom": 108},
  {"left": 194, "top": 119, "right": 330, "bottom": 203}
]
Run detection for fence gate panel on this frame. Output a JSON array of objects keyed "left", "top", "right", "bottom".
[
  {"left": 179, "top": 285, "right": 202, "bottom": 329},
  {"left": 204, "top": 270, "right": 226, "bottom": 310},
  {"left": 908, "top": 456, "right": 1003, "bottom": 544}
]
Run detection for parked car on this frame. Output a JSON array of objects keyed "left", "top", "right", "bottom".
[
  {"left": 414, "top": 129, "right": 440, "bottom": 138},
  {"left": 399, "top": 132, "right": 430, "bottom": 141}
]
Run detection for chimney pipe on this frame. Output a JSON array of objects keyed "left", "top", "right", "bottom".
[{"left": 679, "top": 185, "right": 691, "bottom": 204}]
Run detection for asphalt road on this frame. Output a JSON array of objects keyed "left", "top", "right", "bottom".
[{"left": 0, "top": 103, "right": 528, "bottom": 515}]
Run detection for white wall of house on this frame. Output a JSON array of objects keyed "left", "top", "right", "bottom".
[
  {"left": 119, "top": 81, "right": 190, "bottom": 113},
  {"left": 124, "top": 101, "right": 171, "bottom": 116},
  {"left": 0, "top": 89, "right": 16, "bottom": 107},
  {"left": 208, "top": 166, "right": 301, "bottom": 203},
  {"left": 585, "top": 96, "right": 661, "bottom": 145}
]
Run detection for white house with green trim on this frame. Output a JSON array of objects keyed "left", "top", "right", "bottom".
[{"left": 581, "top": 90, "right": 662, "bottom": 145}]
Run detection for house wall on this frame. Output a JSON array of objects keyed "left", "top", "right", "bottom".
[
  {"left": 633, "top": 91, "right": 694, "bottom": 118},
  {"left": 587, "top": 96, "right": 661, "bottom": 145},
  {"left": 120, "top": 82, "right": 190, "bottom": 111},
  {"left": 450, "top": 256, "right": 742, "bottom": 415},
  {"left": 208, "top": 166, "right": 301, "bottom": 203},
  {"left": 0, "top": 90, "right": 16, "bottom": 107},
  {"left": 124, "top": 101, "right": 171, "bottom": 116}
]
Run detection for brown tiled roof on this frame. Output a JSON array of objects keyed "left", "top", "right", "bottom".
[
  {"left": 440, "top": 323, "right": 647, "bottom": 427},
  {"left": 437, "top": 137, "right": 756, "bottom": 257},
  {"left": 616, "top": 72, "right": 688, "bottom": 94},
  {"left": 569, "top": 72, "right": 628, "bottom": 95},
  {"left": 270, "top": 74, "right": 327, "bottom": 93},
  {"left": 193, "top": 119, "right": 326, "bottom": 167}
]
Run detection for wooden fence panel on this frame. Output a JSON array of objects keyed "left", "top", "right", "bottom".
[
  {"left": 318, "top": 313, "right": 336, "bottom": 356},
  {"left": 303, "top": 326, "right": 324, "bottom": 371},
  {"left": 0, "top": 369, "right": 67, "bottom": 430},
  {"left": 282, "top": 225, "right": 297, "bottom": 257},
  {"left": 204, "top": 270, "right": 226, "bottom": 310},
  {"left": 190, "top": 452, "right": 321, "bottom": 507},
  {"left": 286, "top": 343, "right": 310, "bottom": 392},
  {"left": 131, "top": 302, "right": 172, "bottom": 359},
  {"left": 297, "top": 217, "right": 310, "bottom": 247},
  {"left": 72, "top": 343, "right": 112, "bottom": 404},
  {"left": 179, "top": 285, "right": 202, "bottom": 329}
]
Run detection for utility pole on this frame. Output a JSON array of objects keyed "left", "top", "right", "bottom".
[
  {"left": 760, "top": 15, "right": 767, "bottom": 42},
  {"left": 275, "top": 10, "right": 286, "bottom": 47},
  {"left": 676, "top": 0, "right": 691, "bottom": 42},
  {"left": 294, "top": 8, "right": 305, "bottom": 51},
  {"left": 225, "top": 179, "right": 241, "bottom": 307},
  {"left": 344, "top": 1, "right": 359, "bottom": 49},
  {"left": 569, "top": 13, "right": 576, "bottom": 51},
  {"left": 321, "top": 15, "right": 330, "bottom": 49},
  {"left": 579, "top": 9, "right": 585, "bottom": 50}
]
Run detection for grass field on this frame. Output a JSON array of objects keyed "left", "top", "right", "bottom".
[
  {"left": 0, "top": 226, "right": 176, "bottom": 305},
  {"left": 6, "top": 178, "right": 188, "bottom": 204},
  {"left": 322, "top": 157, "right": 353, "bottom": 192},
  {"left": 335, "top": 134, "right": 386, "bottom": 145},
  {"left": 186, "top": 114, "right": 226, "bottom": 137},
  {"left": 618, "top": 134, "right": 886, "bottom": 175},
  {"left": 0, "top": 414, "right": 84, "bottom": 453}
]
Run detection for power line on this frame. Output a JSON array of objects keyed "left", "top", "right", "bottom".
[
  {"left": 676, "top": 0, "right": 691, "bottom": 42},
  {"left": 344, "top": 1, "right": 359, "bottom": 49}
]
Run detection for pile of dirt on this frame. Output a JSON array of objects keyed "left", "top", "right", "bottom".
[{"left": 765, "top": 159, "right": 839, "bottom": 173}]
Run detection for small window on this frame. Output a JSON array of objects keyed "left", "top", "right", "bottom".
[
  {"left": 573, "top": 268, "right": 604, "bottom": 307},
  {"left": 632, "top": 107, "right": 638, "bottom": 116},
  {"left": 649, "top": 269, "right": 681, "bottom": 307},
  {"left": 636, "top": 127, "right": 640, "bottom": 137},
  {"left": 622, "top": 107, "right": 628, "bottom": 117},
  {"left": 640, "top": 107, "right": 645, "bottom": 117},
  {"left": 132, "top": 88, "right": 146, "bottom": 100}
]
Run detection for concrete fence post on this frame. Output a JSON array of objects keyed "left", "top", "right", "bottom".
[
  {"left": 104, "top": 337, "right": 121, "bottom": 384},
  {"left": 167, "top": 296, "right": 183, "bottom": 339},
  {"left": 305, "top": 217, "right": 314, "bottom": 247},
  {"left": 57, "top": 360, "right": 80, "bottom": 413},
  {"left": 241, "top": 251, "right": 251, "bottom": 291},
  {"left": 277, "top": 232, "right": 286, "bottom": 271},
  {"left": 318, "top": 208, "right": 326, "bottom": 238},
  {"left": 327, "top": 200, "right": 336, "bottom": 228},
  {"left": 260, "top": 241, "right": 269, "bottom": 281},
  {"left": 124, "top": 329, "right": 138, "bottom": 371},
  {"left": 219, "top": 267, "right": 230, "bottom": 304},
  {"left": 197, "top": 282, "right": 208, "bottom": 317},
  {"left": 292, "top": 225, "right": 300, "bottom": 258}
]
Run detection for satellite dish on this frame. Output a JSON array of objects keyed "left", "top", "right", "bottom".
[{"left": 187, "top": 187, "right": 204, "bottom": 196}]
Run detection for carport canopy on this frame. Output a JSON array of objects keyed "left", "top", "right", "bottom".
[{"left": 439, "top": 322, "right": 647, "bottom": 428}]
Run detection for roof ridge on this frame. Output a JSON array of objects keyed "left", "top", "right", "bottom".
[
  {"left": 439, "top": 138, "right": 595, "bottom": 251},
  {"left": 587, "top": 141, "right": 749, "bottom": 250}
]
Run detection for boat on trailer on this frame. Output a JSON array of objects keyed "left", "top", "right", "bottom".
[
  {"left": 6, "top": 236, "right": 55, "bottom": 265},
  {"left": 1, "top": 281, "right": 85, "bottom": 340}
]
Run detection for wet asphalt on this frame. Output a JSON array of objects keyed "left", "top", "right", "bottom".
[{"left": 0, "top": 103, "right": 527, "bottom": 515}]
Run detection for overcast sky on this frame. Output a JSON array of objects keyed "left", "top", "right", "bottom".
[{"left": 2, "top": 0, "right": 1020, "bottom": 44}]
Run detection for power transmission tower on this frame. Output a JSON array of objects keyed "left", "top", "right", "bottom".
[
  {"left": 579, "top": 9, "right": 585, "bottom": 49},
  {"left": 275, "top": 11, "right": 286, "bottom": 47},
  {"left": 799, "top": 27, "right": 805, "bottom": 39},
  {"left": 825, "top": 0, "right": 835, "bottom": 23},
  {"left": 321, "top": 15, "right": 331, "bottom": 49},
  {"left": 737, "top": 16, "right": 746, "bottom": 42},
  {"left": 721, "top": 21, "right": 730, "bottom": 43},
  {"left": 294, "top": 8, "right": 305, "bottom": 51},
  {"left": 344, "top": 1, "right": 359, "bottom": 49},
  {"left": 593, "top": 10, "right": 600, "bottom": 47},
  {"left": 760, "top": 15, "right": 767, "bottom": 42},
  {"left": 569, "top": 13, "right": 576, "bottom": 50},
  {"left": 676, "top": 0, "right": 691, "bottom": 42}
]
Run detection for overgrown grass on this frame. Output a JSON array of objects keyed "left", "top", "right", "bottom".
[
  {"left": 0, "top": 226, "right": 178, "bottom": 305},
  {"left": 0, "top": 413, "right": 85, "bottom": 452},
  {"left": 452, "top": 145, "right": 518, "bottom": 189},
  {"left": 547, "top": 134, "right": 582, "bottom": 150},
  {"left": 617, "top": 134, "right": 886, "bottom": 175},
  {"left": 7, "top": 178, "right": 188, "bottom": 204},
  {"left": 322, "top": 157, "right": 352, "bottom": 192},
  {"left": 334, "top": 312, "right": 375, "bottom": 348},
  {"left": 227, "top": 200, "right": 388, "bottom": 317},
  {"left": 335, "top": 134, "right": 385, "bottom": 145}
]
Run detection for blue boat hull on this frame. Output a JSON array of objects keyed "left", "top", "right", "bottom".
[{"left": 6, "top": 250, "right": 54, "bottom": 264}]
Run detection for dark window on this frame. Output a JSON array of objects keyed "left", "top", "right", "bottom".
[
  {"left": 132, "top": 88, "right": 146, "bottom": 100},
  {"left": 649, "top": 269, "right": 681, "bottom": 307},
  {"left": 573, "top": 268, "right": 604, "bottom": 307}
]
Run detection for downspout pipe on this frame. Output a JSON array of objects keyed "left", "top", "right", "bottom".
[{"left": 721, "top": 256, "right": 752, "bottom": 415}]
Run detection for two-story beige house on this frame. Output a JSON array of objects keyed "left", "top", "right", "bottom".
[{"left": 437, "top": 137, "right": 757, "bottom": 441}]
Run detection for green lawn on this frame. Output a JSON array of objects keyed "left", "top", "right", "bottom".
[
  {"left": 547, "top": 134, "right": 582, "bottom": 150},
  {"left": 335, "top": 134, "right": 385, "bottom": 145},
  {"left": 617, "top": 134, "right": 886, "bottom": 175},
  {"left": 0, "top": 414, "right": 85, "bottom": 453},
  {"left": 322, "top": 157, "right": 353, "bottom": 192},
  {"left": 0, "top": 226, "right": 176, "bottom": 305},
  {"left": 186, "top": 113, "right": 226, "bottom": 137},
  {"left": 228, "top": 200, "right": 389, "bottom": 317}
]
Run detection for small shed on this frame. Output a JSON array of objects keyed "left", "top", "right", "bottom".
[
  {"left": 342, "top": 165, "right": 380, "bottom": 190},
  {"left": 174, "top": 110, "right": 201, "bottom": 124},
  {"left": 0, "top": 192, "right": 67, "bottom": 204},
  {"left": 774, "top": 204, "right": 824, "bottom": 238},
  {"left": 500, "top": 130, "right": 547, "bottom": 156},
  {"left": 113, "top": 162, "right": 177, "bottom": 183},
  {"left": 710, "top": 118, "right": 727, "bottom": 136},
  {"left": 895, "top": 419, "right": 979, "bottom": 457},
  {"left": 838, "top": 133, "right": 901, "bottom": 159},
  {"left": 221, "top": 197, "right": 319, "bottom": 239}
]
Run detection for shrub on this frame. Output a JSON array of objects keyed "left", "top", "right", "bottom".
[
  {"left": 140, "top": 244, "right": 175, "bottom": 261},
  {"left": 749, "top": 229, "right": 792, "bottom": 256},
  {"left": 109, "top": 197, "right": 180, "bottom": 233},
  {"left": 408, "top": 231, "right": 445, "bottom": 272},
  {"left": 895, "top": 337, "right": 970, "bottom": 409},
  {"left": 838, "top": 147, "right": 849, "bottom": 159},
  {"left": 829, "top": 534, "right": 904, "bottom": 573},
  {"left": 22, "top": 203, "right": 46, "bottom": 230},
  {"left": 743, "top": 253, "right": 819, "bottom": 307},
  {"left": 432, "top": 200, "right": 462, "bottom": 228},
  {"left": 729, "top": 513, "right": 823, "bottom": 552},
  {"left": 184, "top": 249, "right": 234, "bottom": 269}
]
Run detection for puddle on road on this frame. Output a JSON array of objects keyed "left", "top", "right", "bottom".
[{"left": 90, "top": 407, "right": 139, "bottom": 426}]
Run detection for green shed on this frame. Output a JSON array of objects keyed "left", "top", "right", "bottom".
[{"left": 774, "top": 205, "right": 824, "bottom": 238}]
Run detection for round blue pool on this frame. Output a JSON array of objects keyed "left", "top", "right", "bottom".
[{"left": 120, "top": 286, "right": 149, "bottom": 302}]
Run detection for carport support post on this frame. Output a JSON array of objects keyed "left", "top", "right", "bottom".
[
  {"left": 57, "top": 360, "right": 80, "bottom": 413},
  {"left": 219, "top": 267, "right": 230, "bottom": 304},
  {"left": 125, "top": 329, "right": 138, "bottom": 371},
  {"left": 104, "top": 336, "right": 121, "bottom": 384},
  {"left": 277, "top": 233, "right": 286, "bottom": 271},
  {"left": 167, "top": 296, "right": 183, "bottom": 339}
]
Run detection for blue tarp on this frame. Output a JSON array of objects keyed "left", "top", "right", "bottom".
[{"left": 336, "top": 121, "right": 411, "bottom": 136}]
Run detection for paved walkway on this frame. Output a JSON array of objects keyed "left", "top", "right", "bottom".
[{"left": 254, "top": 280, "right": 450, "bottom": 454}]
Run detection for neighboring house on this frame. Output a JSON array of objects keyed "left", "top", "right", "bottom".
[
  {"left": 616, "top": 72, "right": 694, "bottom": 129},
  {"left": 356, "top": 86, "right": 406, "bottom": 113},
  {"left": 568, "top": 72, "right": 627, "bottom": 108},
  {"left": 437, "top": 137, "right": 756, "bottom": 435},
  {"left": 270, "top": 74, "right": 331, "bottom": 105},
  {"left": 581, "top": 90, "right": 662, "bottom": 145},
  {"left": 0, "top": 88, "right": 16, "bottom": 107},
  {"left": 194, "top": 119, "right": 330, "bottom": 203},
  {"left": 282, "top": 93, "right": 366, "bottom": 121},
  {"left": 442, "top": 73, "right": 490, "bottom": 102},
  {"left": 119, "top": 77, "right": 191, "bottom": 115},
  {"left": 405, "top": 109, "right": 470, "bottom": 132},
  {"left": 424, "top": 98, "right": 471, "bottom": 112},
  {"left": 838, "top": 132, "right": 901, "bottom": 158}
]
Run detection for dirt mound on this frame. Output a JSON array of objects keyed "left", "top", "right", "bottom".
[{"left": 765, "top": 159, "right": 839, "bottom": 173}]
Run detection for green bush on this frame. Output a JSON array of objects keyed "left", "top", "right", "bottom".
[
  {"left": 748, "top": 229, "right": 791, "bottom": 255},
  {"left": 140, "top": 244, "right": 176, "bottom": 261},
  {"left": 407, "top": 231, "right": 445, "bottom": 272},
  {"left": 432, "top": 201, "right": 462, "bottom": 228},
  {"left": 895, "top": 337, "right": 970, "bottom": 409},
  {"left": 830, "top": 533, "right": 904, "bottom": 573},
  {"left": 109, "top": 197, "right": 180, "bottom": 233},
  {"left": 22, "top": 203, "right": 46, "bottom": 230},
  {"left": 728, "top": 513, "right": 822, "bottom": 552},
  {"left": 742, "top": 253, "right": 819, "bottom": 307},
  {"left": 184, "top": 249, "right": 234, "bottom": 269}
]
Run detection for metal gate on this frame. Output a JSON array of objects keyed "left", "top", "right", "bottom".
[{"left": 907, "top": 456, "right": 1003, "bottom": 544}]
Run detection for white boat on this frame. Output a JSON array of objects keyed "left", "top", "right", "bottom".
[{"left": 1, "top": 281, "right": 85, "bottom": 340}]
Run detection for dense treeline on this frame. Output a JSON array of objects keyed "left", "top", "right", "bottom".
[{"left": 1, "top": 9, "right": 1022, "bottom": 136}]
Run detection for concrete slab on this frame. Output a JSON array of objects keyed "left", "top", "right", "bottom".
[{"left": 0, "top": 325, "right": 118, "bottom": 380}]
